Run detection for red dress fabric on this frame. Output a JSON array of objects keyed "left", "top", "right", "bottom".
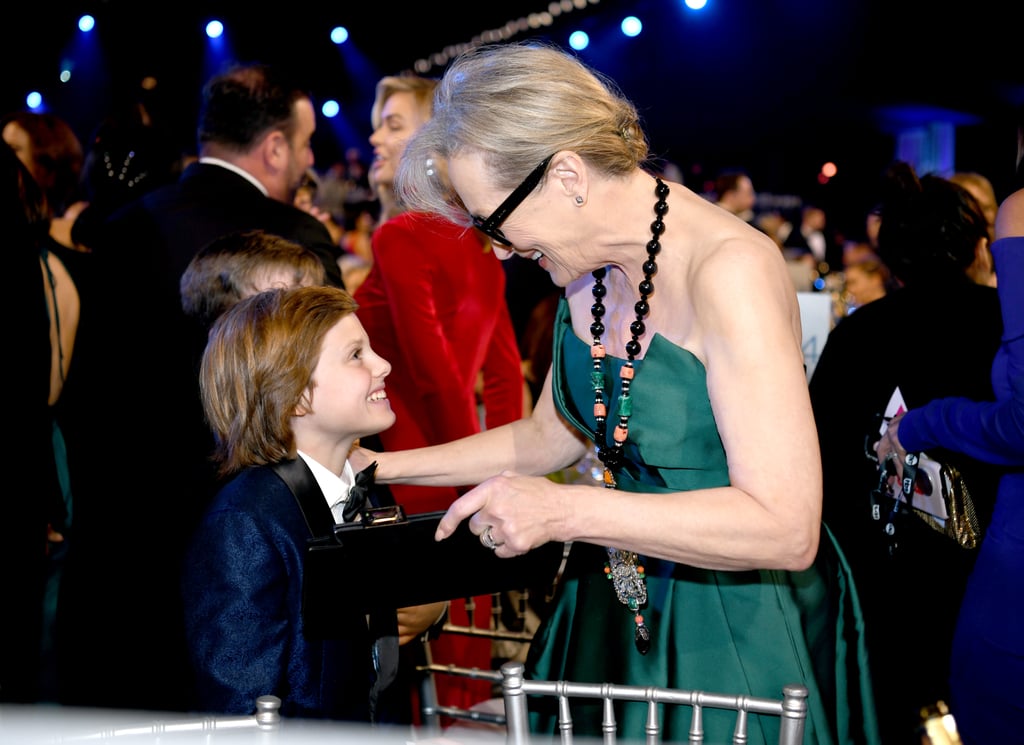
[{"left": 354, "top": 211, "right": 525, "bottom": 713}]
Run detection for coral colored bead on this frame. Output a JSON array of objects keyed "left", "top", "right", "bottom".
[
  {"left": 637, "top": 566, "right": 645, "bottom": 575},
  {"left": 604, "top": 566, "right": 611, "bottom": 575},
  {"left": 635, "top": 615, "right": 644, "bottom": 624},
  {"left": 594, "top": 402, "right": 607, "bottom": 417},
  {"left": 614, "top": 425, "right": 628, "bottom": 443},
  {"left": 591, "top": 344, "right": 606, "bottom": 358},
  {"left": 620, "top": 366, "right": 635, "bottom": 380}
]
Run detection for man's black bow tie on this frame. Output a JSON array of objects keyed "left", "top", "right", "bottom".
[{"left": 343, "top": 461, "right": 378, "bottom": 522}]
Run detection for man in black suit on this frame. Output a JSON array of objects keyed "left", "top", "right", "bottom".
[
  {"left": 55, "top": 63, "right": 343, "bottom": 712},
  {"left": 102, "top": 62, "right": 344, "bottom": 295},
  {"left": 783, "top": 203, "right": 842, "bottom": 277}
]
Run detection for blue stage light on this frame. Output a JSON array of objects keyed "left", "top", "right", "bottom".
[
  {"left": 321, "top": 100, "right": 340, "bottom": 119},
  {"left": 621, "top": 16, "right": 642, "bottom": 37},
  {"left": 569, "top": 31, "right": 589, "bottom": 51}
]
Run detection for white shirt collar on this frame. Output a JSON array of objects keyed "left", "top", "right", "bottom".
[
  {"left": 198, "top": 156, "right": 269, "bottom": 196},
  {"left": 296, "top": 450, "right": 356, "bottom": 523}
]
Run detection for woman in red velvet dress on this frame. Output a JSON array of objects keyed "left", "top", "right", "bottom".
[{"left": 354, "top": 73, "right": 526, "bottom": 719}]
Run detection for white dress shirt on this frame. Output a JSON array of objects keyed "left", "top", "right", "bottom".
[
  {"left": 198, "top": 156, "right": 268, "bottom": 196},
  {"left": 296, "top": 450, "right": 356, "bottom": 524}
]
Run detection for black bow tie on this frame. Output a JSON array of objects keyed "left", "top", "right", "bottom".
[{"left": 342, "top": 461, "right": 378, "bottom": 522}]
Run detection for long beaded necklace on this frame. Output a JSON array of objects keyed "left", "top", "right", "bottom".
[{"left": 591, "top": 176, "right": 668, "bottom": 655}]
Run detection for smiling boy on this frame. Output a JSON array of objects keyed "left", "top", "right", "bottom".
[{"left": 181, "top": 285, "right": 443, "bottom": 723}]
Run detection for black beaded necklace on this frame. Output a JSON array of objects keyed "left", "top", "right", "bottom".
[{"left": 590, "top": 176, "right": 668, "bottom": 655}]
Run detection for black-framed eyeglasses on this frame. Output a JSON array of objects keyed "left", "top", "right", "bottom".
[{"left": 471, "top": 154, "right": 554, "bottom": 248}]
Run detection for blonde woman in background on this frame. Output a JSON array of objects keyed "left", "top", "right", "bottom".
[{"left": 353, "top": 72, "right": 526, "bottom": 718}]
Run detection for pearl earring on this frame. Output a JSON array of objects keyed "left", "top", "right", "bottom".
[{"left": 575, "top": 195, "right": 584, "bottom": 205}]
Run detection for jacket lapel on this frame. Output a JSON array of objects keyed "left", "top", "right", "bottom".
[{"left": 270, "top": 458, "right": 335, "bottom": 537}]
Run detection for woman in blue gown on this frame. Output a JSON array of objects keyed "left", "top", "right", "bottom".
[{"left": 876, "top": 165, "right": 1024, "bottom": 743}]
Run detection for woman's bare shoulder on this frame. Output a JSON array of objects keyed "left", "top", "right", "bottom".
[
  {"left": 686, "top": 220, "right": 798, "bottom": 337},
  {"left": 995, "top": 187, "right": 1024, "bottom": 239},
  {"left": 691, "top": 218, "right": 787, "bottom": 286}
]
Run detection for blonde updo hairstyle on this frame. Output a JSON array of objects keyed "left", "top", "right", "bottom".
[{"left": 396, "top": 42, "right": 649, "bottom": 226}]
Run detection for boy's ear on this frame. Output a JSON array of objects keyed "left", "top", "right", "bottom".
[{"left": 294, "top": 389, "right": 313, "bottom": 417}]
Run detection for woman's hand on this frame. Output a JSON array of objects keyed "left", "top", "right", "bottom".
[
  {"left": 874, "top": 412, "right": 908, "bottom": 482},
  {"left": 435, "top": 472, "right": 564, "bottom": 557}
]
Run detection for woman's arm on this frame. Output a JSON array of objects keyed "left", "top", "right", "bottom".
[
  {"left": 372, "top": 369, "right": 588, "bottom": 487},
  {"left": 896, "top": 382, "right": 1024, "bottom": 467},
  {"left": 689, "top": 238, "right": 823, "bottom": 569},
  {"left": 437, "top": 238, "right": 821, "bottom": 573},
  {"left": 41, "top": 250, "right": 79, "bottom": 405}
]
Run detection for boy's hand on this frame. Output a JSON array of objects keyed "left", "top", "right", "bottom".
[{"left": 397, "top": 601, "right": 448, "bottom": 645}]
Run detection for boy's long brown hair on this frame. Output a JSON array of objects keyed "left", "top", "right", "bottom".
[{"left": 200, "top": 285, "right": 358, "bottom": 477}]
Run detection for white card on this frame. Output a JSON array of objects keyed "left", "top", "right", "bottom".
[{"left": 879, "top": 387, "right": 948, "bottom": 523}]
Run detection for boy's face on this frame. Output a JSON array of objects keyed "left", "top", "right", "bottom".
[{"left": 300, "top": 314, "right": 395, "bottom": 443}]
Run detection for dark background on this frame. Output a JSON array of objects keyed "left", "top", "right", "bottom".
[{"left": 5, "top": 0, "right": 1023, "bottom": 238}]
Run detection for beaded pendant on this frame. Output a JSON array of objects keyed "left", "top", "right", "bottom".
[{"left": 590, "top": 176, "right": 668, "bottom": 655}]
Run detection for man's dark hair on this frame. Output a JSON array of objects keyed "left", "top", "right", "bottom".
[
  {"left": 196, "top": 63, "right": 310, "bottom": 152},
  {"left": 714, "top": 169, "right": 749, "bottom": 200}
]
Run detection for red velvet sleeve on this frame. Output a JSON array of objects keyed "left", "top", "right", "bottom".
[
  {"left": 371, "top": 216, "right": 498, "bottom": 445},
  {"left": 480, "top": 295, "right": 526, "bottom": 431}
]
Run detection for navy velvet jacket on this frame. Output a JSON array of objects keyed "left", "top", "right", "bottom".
[{"left": 180, "top": 461, "right": 375, "bottom": 721}]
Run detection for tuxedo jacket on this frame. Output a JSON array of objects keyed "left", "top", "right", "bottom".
[{"left": 181, "top": 459, "right": 381, "bottom": 721}]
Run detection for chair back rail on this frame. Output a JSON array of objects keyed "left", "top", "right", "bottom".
[{"left": 501, "top": 661, "right": 808, "bottom": 745}]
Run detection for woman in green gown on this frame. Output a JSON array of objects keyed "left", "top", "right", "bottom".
[{"left": 362, "top": 41, "right": 879, "bottom": 744}]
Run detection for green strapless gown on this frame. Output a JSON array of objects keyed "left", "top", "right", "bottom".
[{"left": 525, "top": 298, "right": 879, "bottom": 744}]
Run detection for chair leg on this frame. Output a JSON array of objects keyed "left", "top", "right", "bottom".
[{"left": 416, "top": 637, "right": 442, "bottom": 734}]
